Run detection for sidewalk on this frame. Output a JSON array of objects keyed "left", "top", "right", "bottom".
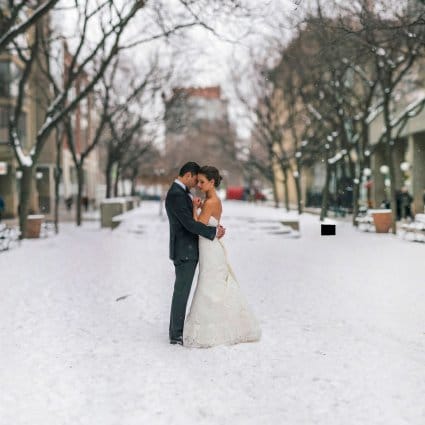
[{"left": 1, "top": 201, "right": 424, "bottom": 425}]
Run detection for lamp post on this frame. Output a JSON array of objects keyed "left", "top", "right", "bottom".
[
  {"left": 362, "top": 167, "right": 372, "bottom": 208},
  {"left": 400, "top": 161, "right": 410, "bottom": 189},
  {"left": 379, "top": 165, "right": 390, "bottom": 208}
]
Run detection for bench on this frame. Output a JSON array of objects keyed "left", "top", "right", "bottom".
[
  {"left": 400, "top": 213, "right": 425, "bottom": 242},
  {"left": 280, "top": 219, "right": 300, "bottom": 232}
]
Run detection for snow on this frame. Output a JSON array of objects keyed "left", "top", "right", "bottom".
[
  {"left": 101, "top": 197, "right": 127, "bottom": 204},
  {"left": 307, "top": 103, "right": 323, "bottom": 120},
  {"left": 368, "top": 209, "right": 392, "bottom": 214},
  {"left": 27, "top": 214, "right": 46, "bottom": 219},
  {"left": 12, "top": 131, "right": 33, "bottom": 167},
  {"left": 1, "top": 201, "right": 424, "bottom": 425},
  {"left": 366, "top": 103, "right": 383, "bottom": 125}
]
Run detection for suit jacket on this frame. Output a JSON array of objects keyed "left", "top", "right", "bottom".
[{"left": 165, "top": 182, "right": 216, "bottom": 261}]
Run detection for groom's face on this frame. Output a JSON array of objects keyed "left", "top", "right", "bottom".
[{"left": 187, "top": 172, "right": 198, "bottom": 189}]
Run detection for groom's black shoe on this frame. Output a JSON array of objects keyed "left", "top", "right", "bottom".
[{"left": 170, "top": 336, "right": 183, "bottom": 345}]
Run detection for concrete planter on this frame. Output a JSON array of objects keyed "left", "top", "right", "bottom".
[{"left": 100, "top": 198, "right": 127, "bottom": 228}]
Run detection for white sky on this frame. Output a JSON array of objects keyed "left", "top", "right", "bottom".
[{"left": 51, "top": 0, "right": 308, "bottom": 141}]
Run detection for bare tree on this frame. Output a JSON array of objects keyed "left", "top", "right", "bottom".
[
  {"left": 330, "top": 0, "right": 425, "bottom": 233},
  {"left": 6, "top": 0, "right": 257, "bottom": 237},
  {"left": 9, "top": 1, "right": 146, "bottom": 237},
  {"left": 232, "top": 60, "right": 288, "bottom": 208},
  {"left": 0, "top": 0, "right": 59, "bottom": 53},
  {"left": 266, "top": 0, "right": 425, "bottom": 226}
]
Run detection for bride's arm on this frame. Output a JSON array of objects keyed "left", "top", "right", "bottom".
[{"left": 193, "top": 203, "right": 199, "bottom": 221}]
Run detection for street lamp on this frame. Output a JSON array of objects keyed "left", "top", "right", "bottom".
[
  {"left": 362, "top": 168, "right": 372, "bottom": 207},
  {"left": 400, "top": 161, "right": 411, "bottom": 189},
  {"left": 379, "top": 165, "right": 390, "bottom": 207},
  {"left": 400, "top": 162, "right": 410, "bottom": 172},
  {"left": 16, "top": 170, "right": 23, "bottom": 179},
  {"left": 379, "top": 165, "right": 389, "bottom": 174}
]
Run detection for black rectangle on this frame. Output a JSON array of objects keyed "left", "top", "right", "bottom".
[{"left": 321, "top": 224, "right": 336, "bottom": 236}]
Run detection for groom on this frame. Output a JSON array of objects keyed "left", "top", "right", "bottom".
[{"left": 165, "top": 161, "right": 225, "bottom": 345}]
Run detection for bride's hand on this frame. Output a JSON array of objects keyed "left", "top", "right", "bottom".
[
  {"left": 193, "top": 197, "right": 202, "bottom": 208},
  {"left": 217, "top": 225, "right": 226, "bottom": 239}
]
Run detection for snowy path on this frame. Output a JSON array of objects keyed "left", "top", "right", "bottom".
[{"left": 1, "top": 201, "right": 424, "bottom": 425}]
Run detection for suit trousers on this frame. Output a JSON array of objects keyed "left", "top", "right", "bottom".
[{"left": 169, "top": 259, "right": 198, "bottom": 340}]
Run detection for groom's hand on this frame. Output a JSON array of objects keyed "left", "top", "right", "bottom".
[{"left": 217, "top": 225, "right": 226, "bottom": 239}]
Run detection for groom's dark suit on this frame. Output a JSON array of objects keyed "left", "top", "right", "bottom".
[{"left": 165, "top": 181, "right": 216, "bottom": 341}]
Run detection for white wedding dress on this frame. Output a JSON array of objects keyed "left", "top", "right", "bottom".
[{"left": 183, "top": 217, "right": 261, "bottom": 348}]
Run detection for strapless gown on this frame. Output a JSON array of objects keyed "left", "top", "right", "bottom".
[{"left": 183, "top": 217, "right": 261, "bottom": 348}]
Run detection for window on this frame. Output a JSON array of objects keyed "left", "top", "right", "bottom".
[{"left": 0, "top": 107, "right": 27, "bottom": 146}]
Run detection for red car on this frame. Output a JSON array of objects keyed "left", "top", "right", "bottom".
[{"left": 226, "top": 186, "right": 266, "bottom": 201}]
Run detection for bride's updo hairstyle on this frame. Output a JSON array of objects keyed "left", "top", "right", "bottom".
[{"left": 199, "top": 166, "right": 223, "bottom": 188}]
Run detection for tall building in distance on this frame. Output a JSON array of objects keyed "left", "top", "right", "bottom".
[{"left": 163, "top": 86, "right": 243, "bottom": 187}]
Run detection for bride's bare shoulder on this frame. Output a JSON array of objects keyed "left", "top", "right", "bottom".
[{"left": 204, "top": 197, "right": 221, "bottom": 207}]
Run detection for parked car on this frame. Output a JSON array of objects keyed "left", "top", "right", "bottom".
[
  {"left": 226, "top": 186, "right": 268, "bottom": 201},
  {"left": 226, "top": 186, "right": 245, "bottom": 200}
]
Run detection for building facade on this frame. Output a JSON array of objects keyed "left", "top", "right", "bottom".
[
  {"left": 0, "top": 35, "right": 105, "bottom": 219},
  {"left": 0, "top": 48, "right": 42, "bottom": 217},
  {"left": 163, "top": 86, "right": 243, "bottom": 187}
]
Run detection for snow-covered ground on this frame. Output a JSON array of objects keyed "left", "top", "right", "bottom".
[{"left": 1, "top": 201, "right": 424, "bottom": 425}]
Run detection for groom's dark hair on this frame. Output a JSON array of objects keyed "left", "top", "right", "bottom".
[{"left": 179, "top": 162, "right": 200, "bottom": 176}]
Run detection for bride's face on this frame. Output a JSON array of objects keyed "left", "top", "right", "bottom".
[{"left": 197, "top": 174, "right": 214, "bottom": 193}]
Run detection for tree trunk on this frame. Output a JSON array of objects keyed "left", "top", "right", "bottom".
[
  {"left": 320, "top": 163, "right": 331, "bottom": 221},
  {"left": 294, "top": 167, "right": 303, "bottom": 215},
  {"left": 271, "top": 173, "right": 279, "bottom": 208},
  {"left": 105, "top": 160, "right": 113, "bottom": 199},
  {"left": 383, "top": 95, "right": 397, "bottom": 234},
  {"left": 282, "top": 167, "right": 290, "bottom": 212},
  {"left": 54, "top": 133, "right": 62, "bottom": 234},
  {"left": 18, "top": 166, "right": 33, "bottom": 239},
  {"left": 385, "top": 142, "right": 397, "bottom": 234},
  {"left": 114, "top": 166, "right": 120, "bottom": 197},
  {"left": 130, "top": 167, "right": 138, "bottom": 196},
  {"left": 352, "top": 177, "right": 360, "bottom": 226},
  {"left": 76, "top": 163, "right": 84, "bottom": 226}
]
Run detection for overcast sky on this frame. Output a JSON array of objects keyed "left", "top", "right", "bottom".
[
  {"left": 53, "top": 0, "right": 308, "bottom": 141},
  {"left": 152, "top": 0, "right": 306, "bottom": 138}
]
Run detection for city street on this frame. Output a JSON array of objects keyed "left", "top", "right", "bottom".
[{"left": 1, "top": 201, "right": 424, "bottom": 425}]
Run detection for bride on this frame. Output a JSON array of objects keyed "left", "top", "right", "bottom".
[{"left": 183, "top": 165, "right": 261, "bottom": 348}]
